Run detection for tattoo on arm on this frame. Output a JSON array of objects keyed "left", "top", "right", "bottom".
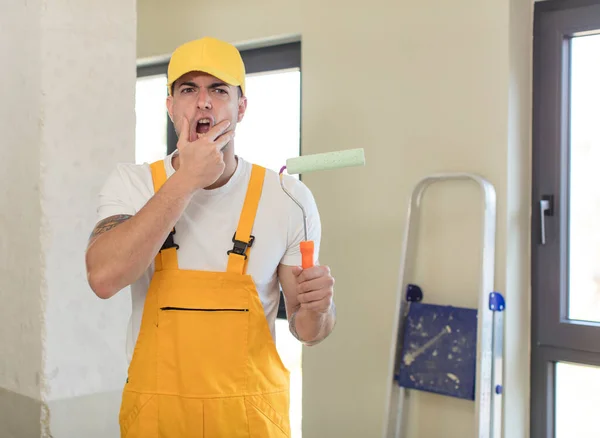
[{"left": 89, "top": 214, "right": 132, "bottom": 241}]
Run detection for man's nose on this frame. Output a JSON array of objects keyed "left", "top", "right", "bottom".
[{"left": 197, "top": 88, "right": 212, "bottom": 109}]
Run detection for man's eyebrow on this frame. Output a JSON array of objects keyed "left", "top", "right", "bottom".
[
  {"left": 178, "top": 81, "right": 230, "bottom": 90},
  {"left": 178, "top": 81, "right": 199, "bottom": 89},
  {"left": 207, "top": 81, "right": 230, "bottom": 89}
]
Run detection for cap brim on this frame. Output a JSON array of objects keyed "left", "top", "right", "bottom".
[{"left": 168, "top": 64, "right": 243, "bottom": 94}]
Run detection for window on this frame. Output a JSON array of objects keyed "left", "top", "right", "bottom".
[
  {"left": 135, "top": 73, "right": 168, "bottom": 164},
  {"left": 135, "top": 41, "right": 303, "bottom": 437},
  {"left": 234, "top": 68, "right": 301, "bottom": 174},
  {"left": 531, "top": 2, "right": 600, "bottom": 437}
]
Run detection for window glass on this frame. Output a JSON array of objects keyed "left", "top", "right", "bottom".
[
  {"left": 556, "top": 362, "right": 600, "bottom": 437},
  {"left": 234, "top": 68, "right": 301, "bottom": 178},
  {"left": 568, "top": 34, "right": 600, "bottom": 323},
  {"left": 135, "top": 75, "right": 168, "bottom": 164}
]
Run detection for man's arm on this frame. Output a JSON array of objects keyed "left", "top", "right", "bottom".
[
  {"left": 278, "top": 263, "right": 336, "bottom": 346},
  {"left": 85, "top": 171, "right": 195, "bottom": 299},
  {"left": 86, "top": 117, "right": 235, "bottom": 299}
]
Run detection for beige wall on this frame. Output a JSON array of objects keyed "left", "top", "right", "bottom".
[{"left": 137, "top": 0, "right": 533, "bottom": 437}]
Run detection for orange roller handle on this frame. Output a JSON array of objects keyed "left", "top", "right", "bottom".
[{"left": 300, "top": 240, "right": 314, "bottom": 269}]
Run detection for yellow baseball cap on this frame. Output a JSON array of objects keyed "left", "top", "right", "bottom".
[{"left": 167, "top": 37, "right": 246, "bottom": 95}]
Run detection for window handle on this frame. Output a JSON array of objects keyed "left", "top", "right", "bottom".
[{"left": 540, "top": 195, "right": 554, "bottom": 245}]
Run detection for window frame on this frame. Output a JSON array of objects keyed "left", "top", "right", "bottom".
[
  {"left": 136, "top": 41, "right": 302, "bottom": 320},
  {"left": 531, "top": 1, "right": 600, "bottom": 437}
]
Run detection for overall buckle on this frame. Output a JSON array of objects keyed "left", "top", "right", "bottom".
[
  {"left": 227, "top": 233, "right": 255, "bottom": 260},
  {"left": 161, "top": 229, "right": 179, "bottom": 251}
]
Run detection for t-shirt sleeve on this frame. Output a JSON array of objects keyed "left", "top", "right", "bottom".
[
  {"left": 280, "top": 178, "right": 322, "bottom": 267},
  {"left": 95, "top": 165, "right": 137, "bottom": 224}
]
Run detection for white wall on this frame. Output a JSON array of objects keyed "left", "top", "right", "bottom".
[
  {"left": 137, "top": 0, "right": 533, "bottom": 437},
  {"left": 1, "top": 0, "right": 137, "bottom": 436},
  {"left": 0, "top": 0, "right": 43, "bottom": 404},
  {"left": 41, "top": 0, "right": 137, "bottom": 435},
  {"left": 40, "top": 0, "right": 136, "bottom": 403}
]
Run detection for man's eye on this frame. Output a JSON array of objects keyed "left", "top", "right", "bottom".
[
  {"left": 214, "top": 88, "right": 227, "bottom": 94},
  {"left": 181, "top": 88, "right": 194, "bottom": 93}
]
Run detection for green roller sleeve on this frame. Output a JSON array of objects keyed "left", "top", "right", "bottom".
[{"left": 284, "top": 148, "right": 366, "bottom": 175}]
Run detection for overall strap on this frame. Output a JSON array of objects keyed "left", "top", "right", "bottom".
[
  {"left": 226, "top": 164, "right": 266, "bottom": 275},
  {"left": 149, "top": 159, "right": 179, "bottom": 271}
]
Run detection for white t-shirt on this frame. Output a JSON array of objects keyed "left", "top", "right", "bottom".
[{"left": 95, "top": 152, "right": 321, "bottom": 363}]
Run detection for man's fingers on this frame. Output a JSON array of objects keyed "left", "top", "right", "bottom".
[
  {"left": 179, "top": 116, "right": 191, "bottom": 144},
  {"left": 297, "top": 275, "right": 334, "bottom": 294},
  {"left": 297, "top": 290, "right": 326, "bottom": 303},
  {"left": 298, "top": 290, "right": 332, "bottom": 306},
  {"left": 205, "top": 120, "right": 231, "bottom": 141},
  {"left": 214, "top": 130, "right": 235, "bottom": 151},
  {"left": 297, "top": 265, "right": 330, "bottom": 283}
]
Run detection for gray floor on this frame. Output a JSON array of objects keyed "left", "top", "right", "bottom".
[
  {"left": 0, "top": 387, "right": 122, "bottom": 438},
  {"left": 0, "top": 387, "right": 42, "bottom": 438}
]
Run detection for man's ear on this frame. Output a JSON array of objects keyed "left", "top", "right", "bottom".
[
  {"left": 166, "top": 95, "right": 174, "bottom": 124},
  {"left": 237, "top": 95, "right": 248, "bottom": 123}
]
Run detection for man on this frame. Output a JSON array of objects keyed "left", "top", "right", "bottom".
[{"left": 85, "top": 36, "right": 336, "bottom": 437}]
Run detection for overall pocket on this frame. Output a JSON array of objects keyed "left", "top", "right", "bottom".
[
  {"left": 119, "top": 391, "right": 157, "bottom": 438},
  {"left": 245, "top": 393, "right": 290, "bottom": 438},
  {"left": 157, "top": 285, "right": 250, "bottom": 397}
]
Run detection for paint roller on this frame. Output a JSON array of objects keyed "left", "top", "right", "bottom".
[{"left": 278, "top": 148, "right": 366, "bottom": 269}]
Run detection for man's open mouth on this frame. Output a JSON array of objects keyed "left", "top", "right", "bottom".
[{"left": 196, "top": 118, "right": 212, "bottom": 134}]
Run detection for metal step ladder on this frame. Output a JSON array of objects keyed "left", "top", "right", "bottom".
[{"left": 383, "top": 173, "right": 504, "bottom": 438}]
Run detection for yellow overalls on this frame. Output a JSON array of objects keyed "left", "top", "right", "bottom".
[{"left": 118, "top": 160, "right": 291, "bottom": 437}]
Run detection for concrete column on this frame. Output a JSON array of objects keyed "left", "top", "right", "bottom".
[{"left": 0, "top": 0, "right": 136, "bottom": 437}]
